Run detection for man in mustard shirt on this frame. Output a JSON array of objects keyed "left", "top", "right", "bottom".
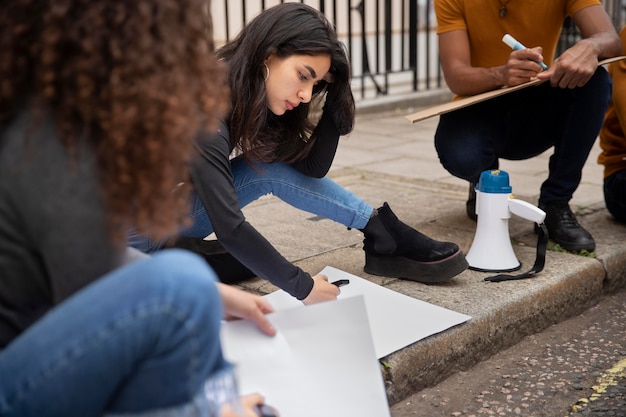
[
  {"left": 598, "top": 26, "right": 626, "bottom": 223},
  {"left": 433, "top": 0, "right": 621, "bottom": 252}
]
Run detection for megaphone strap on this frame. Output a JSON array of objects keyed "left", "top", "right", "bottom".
[{"left": 483, "top": 223, "right": 548, "bottom": 282}]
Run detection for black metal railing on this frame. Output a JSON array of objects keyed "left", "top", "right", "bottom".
[{"left": 213, "top": 1, "right": 625, "bottom": 100}]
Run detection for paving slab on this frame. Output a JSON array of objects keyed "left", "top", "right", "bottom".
[{"left": 230, "top": 101, "right": 626, "bottom": 406}]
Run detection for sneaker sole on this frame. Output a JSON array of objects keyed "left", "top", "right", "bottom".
[{"left": 364, "top": 250, "right": 469, "bottom": 283}]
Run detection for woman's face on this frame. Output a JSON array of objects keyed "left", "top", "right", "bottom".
[{"left": 264, "top": 53, "right": 331, "bottom": 115}]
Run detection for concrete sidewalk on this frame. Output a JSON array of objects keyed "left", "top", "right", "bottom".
[{"left": 234, "top": 92, "right": 626, "bottom": 406}]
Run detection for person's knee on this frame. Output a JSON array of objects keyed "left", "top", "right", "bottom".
[
  {"left": 122, "top": 246, "right": 150, "bottom": 265},
  {"left": 435, "top": 126, "right": 494, "bottom": 181},
  {"left": 586, "top": 67, "right": 612, "bottom": 105},
  {"left": 605, "top": 195, "right": 626, "bottom": 222},
  {"left": 435, "top": 141, "right": 488, "bottom": 181},
  {"left": 254, "top": 162, "right": 314, "bottom": 196},
  {"left": 141, "top": 249, "right": 221, "bottom": 316},
  {"left": 443, "top": 158, "right": 486, "bottom": 181},
  {"left": 593, "top": 66, "right": 612, "bottom": 89},
  {"left": 239, "top": 161, "right": 293, "bottom": 196},
  {"left": 604, "top": 173, "right": 626, "bottom": 223}
]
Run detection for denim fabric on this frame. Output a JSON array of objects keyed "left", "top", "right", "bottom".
[
  {"left": 105, "top": 391, "right": 212, "bottom": 417},
  {"left": 130, "top": 158, "right": 373, "bottom": 253},
  {"left": 0, "top": 250, "right": 229, "bottom": 417},
  {"left": 604, "top": 169, "right": 626, "bottom": 222},
  {"left": 435, "top": 68, "right": 612, "bottom": 205}
]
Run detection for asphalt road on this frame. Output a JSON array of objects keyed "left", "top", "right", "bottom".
[{"left": 391, "top": 289, "right": 626, "bottom": 417}]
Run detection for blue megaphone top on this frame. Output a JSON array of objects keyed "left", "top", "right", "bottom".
[{"left": 477, "top": 169, "right": 512, "bottom": 194}]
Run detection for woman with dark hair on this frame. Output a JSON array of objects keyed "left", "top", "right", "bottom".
[
  {"left": 132, "top": 2, "right": 468, "bottom": 305},
  {"left": 0, "top": 0, "right": 276, "bottom": 416}
]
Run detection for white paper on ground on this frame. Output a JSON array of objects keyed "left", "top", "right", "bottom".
[
  {"left": 221, "top": 295, "right": 390, "bottom": 417},
  {"left": 264, "top": 266, "right": 472, "bottom": 358}
]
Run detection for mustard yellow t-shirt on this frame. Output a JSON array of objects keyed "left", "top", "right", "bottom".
[
  {"left": 434, "top": 0, "right": 600, "bottom": 68},
  {"left": 598, "top": 27, "right": 626, "bottom": 179}
]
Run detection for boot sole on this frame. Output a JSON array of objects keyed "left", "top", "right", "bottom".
[{"left": 364, "top": 250, "right": 469, "bottom": 283}]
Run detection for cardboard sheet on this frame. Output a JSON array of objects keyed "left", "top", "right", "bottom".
[
  {"left": 264, "top": 266, "right": 471, "bottom": 359},
  {"left": 221, "top": 296, "right": 391, "bottom": 417},
  {"left": 406, "top": 56, "right": 626, "bottom": 124}
]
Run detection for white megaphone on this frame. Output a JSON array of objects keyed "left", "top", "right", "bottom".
[{"left": 466, "top": 170, "right": 546, "bottom": 272}]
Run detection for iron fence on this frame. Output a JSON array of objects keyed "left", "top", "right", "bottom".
[{"left": 212, "top": 1, "right": 626, "bottom": 100}]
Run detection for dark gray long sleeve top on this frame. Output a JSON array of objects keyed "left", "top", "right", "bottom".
[{"left": 189, "top": 110, "right": 340, "bottom": 300}]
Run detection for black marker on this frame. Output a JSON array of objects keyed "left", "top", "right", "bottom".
[
  {"left": 254, "top": 404, "right": 277, "bottom": 417},
  {"left": 331, "top": 279, "right": 350, "bottom": 287}
]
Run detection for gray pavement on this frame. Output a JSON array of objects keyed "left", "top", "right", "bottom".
[
  {"left": 231, "top": 90, "right": 626, "bottom": 406},
  {"left": 390, "top": 290, "right": 626, "bottom": 417}
]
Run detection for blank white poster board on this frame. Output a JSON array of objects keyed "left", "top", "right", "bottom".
[
  {"left": 221, "top": 296, "right": 391, "bottom": 417},
  {"left": 264, "top": 266, "right": 471, "bottom": 359}
]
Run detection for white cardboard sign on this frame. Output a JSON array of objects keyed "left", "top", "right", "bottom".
[
  {"left": 264, "top": 266, "right": 471, "bottom": 359},
  {"left": 221, "top": 296, "right": 391, "bottom": 417}
]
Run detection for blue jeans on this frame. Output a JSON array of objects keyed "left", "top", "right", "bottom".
[
  {"left": 604, "top": 169, "right": 626, "bottom": 222},
  {"left": 435, "top": 68, "right": 612, "bottom": 206},
  {"left": 130, "top": 158, "right": 374, "bottom": 252},
  {"left": 0, "top": 250, "right": 231, "bottom": 417}
]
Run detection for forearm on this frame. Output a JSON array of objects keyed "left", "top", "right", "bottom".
[
  {"left": 572, "top": 5, "right": 622, "bottom": 61},
  {"left": 215, "top": 220, "right": 314, "bottom": 300},
  {"left": 581, "top": 34, "right": 622, "bottom": 61},
  {"left": 444, "top": 65, "right": 508, "bottom": 97},
  {"left": 291, "top": 110, "right": 339, "bottom": 178},
  {"left": 438, "top": 29, "right": 510, "bottom": 97}
]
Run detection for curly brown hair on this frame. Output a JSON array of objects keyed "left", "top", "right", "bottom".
[{"left": 0, "top": 0, "right": 228, "bottom": 242}]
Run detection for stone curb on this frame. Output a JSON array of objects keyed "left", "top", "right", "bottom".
[
  {"left": 230, "top": 88, "right": 626, "bottom": 405},
  {"left": 234, "top": 167, "right": 626, "bottom": 405}
]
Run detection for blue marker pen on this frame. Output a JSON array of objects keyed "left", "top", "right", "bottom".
[{"left": 502, "top": 34, "right": 549, "bottom": 70}]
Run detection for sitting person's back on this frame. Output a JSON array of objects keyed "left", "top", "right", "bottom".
[
  {"left": 0, "top": 107, "right": 121, "bottom": 347},
  {"left": 0, "top": 1, "right": 276, "bottom": 416}
]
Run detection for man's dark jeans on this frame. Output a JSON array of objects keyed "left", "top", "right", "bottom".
[{"left": 435, "top": 68, "right": 612, "bottom": 206}]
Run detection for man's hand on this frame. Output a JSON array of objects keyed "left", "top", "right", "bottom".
[
  {"left": 217, "top": 283, "right": 276, "bottom": 336},
  {"left": 536, "top": 39, "right": 600, "bottom": 88},
  {"left": 502, "top": 46, "right": 547, "bottom": 87}
]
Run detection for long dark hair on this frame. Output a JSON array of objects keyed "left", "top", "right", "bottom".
[
  {"left": 0, "top": 0, "right": 228, "bottom": 242},
  {"left": 217, "top": 2, "right": 354, "bottom": 164}
]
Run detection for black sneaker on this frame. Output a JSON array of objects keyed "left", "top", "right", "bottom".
[
  {"left": 466, "top": 182, "right": 477, "bottom": 222},
  {"left": 540, "top": 201, "right": 595, "bottom": 252}
]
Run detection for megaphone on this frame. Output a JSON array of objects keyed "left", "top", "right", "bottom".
[{"left": 466, "top": 170, "right": 546, "bottom": 272}]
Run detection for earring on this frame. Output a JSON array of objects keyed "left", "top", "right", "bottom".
[{"left": 263, "top": 63, "right": 269, "bottom": 81}]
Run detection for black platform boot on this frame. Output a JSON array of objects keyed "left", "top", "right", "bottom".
[{"left": 361, "top": 203, "right": 468, "bottom": 283}]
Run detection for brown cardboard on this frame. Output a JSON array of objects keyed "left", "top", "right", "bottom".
[{"left": 406, "top": 56, "right": 626, "bottom": 124}]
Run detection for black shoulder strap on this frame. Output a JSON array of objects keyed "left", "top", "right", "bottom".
[{"left": 484, "top": 223, "right": 548, "bottom": 282}]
